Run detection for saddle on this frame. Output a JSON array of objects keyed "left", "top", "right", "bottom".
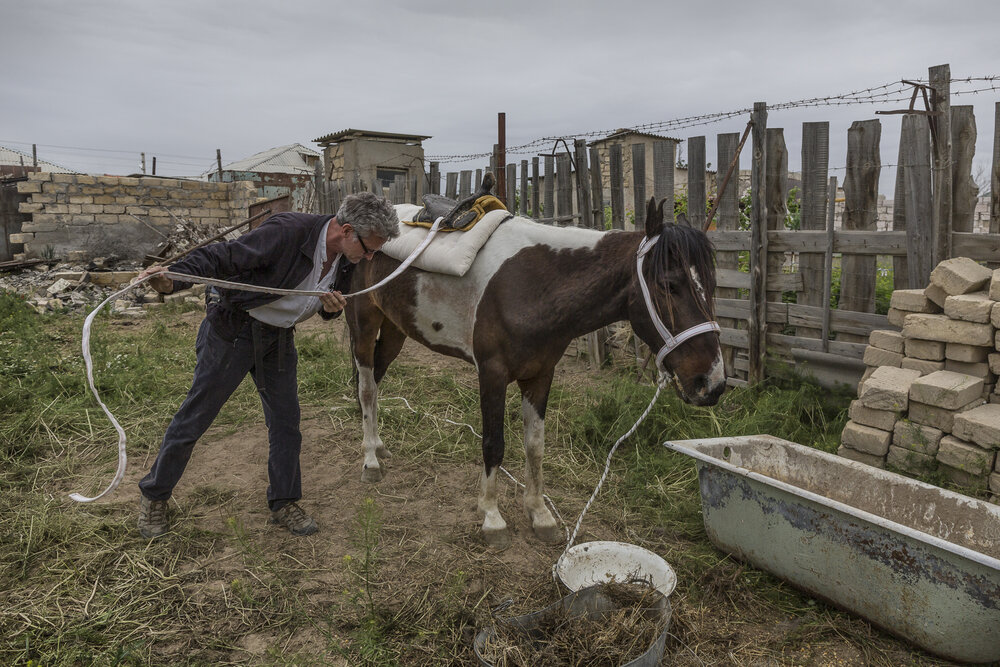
[{"left": 413, "top": 172, "right": 509, "bottom": 231}]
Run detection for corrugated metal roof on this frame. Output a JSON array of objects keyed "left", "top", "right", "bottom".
[
  {"left": 589, "top": 129, "right": 682, "bottom": 145},
  {"left": 215, "top": 143, "right": 320, "bottom": 175},
  {"left": 0, "top": 145, "right": 75, "bottom": 173},
  {"left": 313, "top": 129, "right": 431, "bottom": 145}
]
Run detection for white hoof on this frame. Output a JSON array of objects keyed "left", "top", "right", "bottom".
[
  {"left": 361, "top": 464, "right": 383, "bottom": 483},
  {"left": 482, "top": 526, "right": 511, "bottom": 549},
  {"left": 532, "top": 523, "right": 562, "bottom": 544}
]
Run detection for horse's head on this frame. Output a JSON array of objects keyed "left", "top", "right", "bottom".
[{"left": 628, "top": 197, "right": 725, "bottom": 406}]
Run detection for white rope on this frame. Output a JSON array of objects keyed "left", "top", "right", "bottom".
[{"left": 69, "top": 218, "right": 444, "bottom": 503}]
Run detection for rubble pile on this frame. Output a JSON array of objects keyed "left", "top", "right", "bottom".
[{"left": 840, "top": 257, "right": 1000, "bottom": 502}]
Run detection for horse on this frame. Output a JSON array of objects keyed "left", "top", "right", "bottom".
[{"left": 344, "top": 194, "right": 725, "bottom": 547}]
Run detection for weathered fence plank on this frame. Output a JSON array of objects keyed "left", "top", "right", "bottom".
[
  {"left": 531, "top": 157, "right": 540, "bottom": 218},
  {"left": 520, "top": 160, "right": 529, "bottom": 216},
  {"left": 839, "top": 119, "right": 881, "bottom": 343},
  {"left": 716, "top": 132, "right": 740, "bottom": 376},
  {"left": 929, "top": 63, "right": 952, "bottom": 264},
  {"left": 902, "top": 113, "right": 934, "bottom": 286},
  {"left": 544, "top": 155, "right": 555, "bottom": 221},
  {"left": 764, "top": 128, "right": 787, "bottom": 334},
  {"left": 575, "top": 139, "right": 592, "bottom": 229},
  {"left": 506, "top": 163, "right": 517, "bottom": 214},
  {"left": 822, "top": 177, "right": 837, "bottom": 349},
  {"left": 951, "top": 105, "right": 978, "bottom": 233},
  {"left": 588, "top": 147, "right": 604, "bottom": 229},
  {"left": 459, "top": 170, "right": 472, "bottom": 199},
  {"left": 892, "top": 122, "right": 909, "bottom": 289},
  {"left": 632, "top": 143, "right": 646, "bottom": 230},
  {"left": 609, "top": 143, "right": 625, "bottom": 230},
  {"left": 445, "top": 172, "right": 458, "bottom": 199},
  {"left": 687, "top": 136, "right": 706, "bottom": 229},
  {"left": 429, "top": 162, "right": 440, "bottom": 195},
  {"left": 556, "top": 153, "right": 572, "bottom": 223},
  {"left": 653, "top": 140, "right": 676, "bottom": 222},
  {"left": 798, "top": 121, "right": 829, "bottom": 340},
  {"left": 993, "top": 102, "right": 1000, "bottom": 234},
  {"left": 748, "top": 102, "right": 768, "bottom": 385}
]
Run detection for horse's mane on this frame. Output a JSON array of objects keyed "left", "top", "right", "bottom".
[{"left": 645, "top": 223, "right": 717, "bottom": 319}]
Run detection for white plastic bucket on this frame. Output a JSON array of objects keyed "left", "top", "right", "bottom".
[{"left": 555, "top": 541, "right": 677, "bottom": 599}]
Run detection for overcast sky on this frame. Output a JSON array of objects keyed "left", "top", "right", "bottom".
[{"left": 3, "top": 0, "right": 998, "bottom": 196}]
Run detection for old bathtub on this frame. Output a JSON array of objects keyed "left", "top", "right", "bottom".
[{"left": 664, "top": 435, "right": 1000, "bottom": 664}]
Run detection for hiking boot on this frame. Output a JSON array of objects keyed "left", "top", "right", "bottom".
[
  {"left": 270, "top": 502, "right": 318, "bottom": 536},
  {"left": 138, "top": 496, "right": 170, "bottom": 538}
]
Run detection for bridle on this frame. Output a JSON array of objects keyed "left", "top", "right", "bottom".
[{"left": 635, "top": 234, "right": 720, "bottom": 371}]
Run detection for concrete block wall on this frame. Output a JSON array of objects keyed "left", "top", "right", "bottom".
[
  {"left": 12, "top": 173, "right": 256, "bottom": 260},
  {"left": 840, "top": 258, "right": 1000, "bottom": 503}
]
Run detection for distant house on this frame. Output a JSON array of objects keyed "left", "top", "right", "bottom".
[
  {"left": 206, "top": 143, "right": 320, "bottom": 211},
  {"left": 313, "top": 129, "right": 430, "bottom": 197},
  {"left": 0, "top": 145, "right": 75, "bottom": 179}
]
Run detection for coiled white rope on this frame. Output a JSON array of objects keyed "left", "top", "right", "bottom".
[{"left": 70, "top": 218, "right": 444, "bottom": 503}]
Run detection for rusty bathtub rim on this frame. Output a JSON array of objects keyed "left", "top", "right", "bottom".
[{"left": 662, "top": 435, "right": 1000, "bottom": 573}]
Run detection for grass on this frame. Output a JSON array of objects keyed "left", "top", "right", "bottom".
[{"left": 0, "top": 290, "right": 961, "bottom": 666}]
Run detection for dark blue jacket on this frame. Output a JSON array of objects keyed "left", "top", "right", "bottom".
[{"left": 169, "top": 212, "right": 353, "bottom": 340}]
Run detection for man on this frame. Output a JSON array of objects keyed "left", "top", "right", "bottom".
[{"left": 135, "top": 192, "right": 399, "bottom": 538}]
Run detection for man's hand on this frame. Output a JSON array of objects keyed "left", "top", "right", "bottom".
[
  {"left": 135, "top": 265, "right": 173, "bottom": 294},
  {"left": 320, "top": 291, "right": 347, "bottom": 314}
]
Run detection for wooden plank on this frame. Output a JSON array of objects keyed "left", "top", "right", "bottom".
[
  {"left": 993, "top": 102, "right": 1000, "bottom": 235},
  {"left": 475, "top": 169, "right": 483, "bottom": 193},
  {"left": 544, "top": 154, "right": 555, "bottom": 221},
  {"left": 445, "top": 172, "right": 458, "bottom": 199},
  {"left": 901, "top": 113, "right": 934, "bottom": 286},
  {"left": 575, "top": 139, "right": 593, "bottom": 229},
  {"left": 767, "top": 333, "right": 866, "bottom": 360},
  {"left": 822, "top": 177, "right": 837, "bottom": 350},
  {"left": 531, "top": 158, "right": 540, "bottom": 219},
  {"left": 839, "top": 119, "right": 881, "bottom": 343},
  {"left": 687, "top": 136, "right": 706, "bottom": 229},
  {"left": 459, "top": 170, "right": 472, "bottom": 199},
  {"left": 632, "top": 143, "right": 646, "bottom": 230},
  {"left": 891, "top": 119, "right": 908, "bottom": 289},
  {"left": 717, "top": 269, "right": 802, "bottom": 292},
  {"left": 429, "top": 162, "right": 440, "bottom": 195},
  {"left": 765, "top": 128, "right": 787, "bottom": 317},
  {"left": 506, "top": 163, "right": 517, "bottom": 216},
  {"left": 798, "top": 122, "right": 829, "bottom": 339},
  {"left": 393, "top": 174, "right": 407, "bottom": 203},
  {"left": 609, "top": 143, "right": 625, "bottom": 230},
  {"left": 716, "top": 132, "right": 740, "bottom": 379},
  {"left": 556, "top": 153, "right": 573, "bottom": 224},
  {"left": 748, "top": 102, "right": 768, "bottom": 385},
  {"left": 951, "top": 232, "right": 1000, "bottom": 259},
  {"left": 951, "top": 105, "right": 978, "bottom": 233},
  {"left": 929, "top": 64, "right": 952, "bottom": 264},
  {"left": 520, "top": 160, "right": 529, "bottom": 216},
  {"left": 653, "top": 140, "right": 676, "bottom": 223},
  {"left": 720, "top": 327, "right": 748, "bottom": 349},
  {"left": 589, "top": 147, "right": 604, "bottom": 229}
]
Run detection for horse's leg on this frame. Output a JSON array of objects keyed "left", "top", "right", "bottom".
[
  {"left": 477, "top": 364, "right": 510, "bottom": 548},
  {"left": 370, "top": 319, "right": 407, "bottom": 461},
  {"left": 351, "top": 304, "right": 396, "bottom": 483},
  {"left": 517, "top": 370, "right": 561, "bottom": 543}
]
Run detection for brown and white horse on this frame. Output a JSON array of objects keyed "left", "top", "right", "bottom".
[{"left": 345, "top": 197, "right": 725, "bottom": 547}]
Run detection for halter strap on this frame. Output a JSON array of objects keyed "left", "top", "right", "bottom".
[{"left": 636, "top": 234, "right": 720, "bottom": 369}]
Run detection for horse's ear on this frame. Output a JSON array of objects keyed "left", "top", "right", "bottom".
[
  {"left": 645, "top": 196, "right": 663, "bottom": 238},
  {"left": 676, "top": 212, "right": 691, "bottom": 228}
]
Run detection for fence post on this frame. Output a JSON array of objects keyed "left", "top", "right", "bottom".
[
  {"left": 520, "top": 160, "right": 529, "bottom": 216},
  {"left": 748, "top": 102, "right": 768, "bottom": 385},
  {"left": 951, "top": 106, "right": 978, "bottom": 233},
  {"left": 445, "top": 172, "right": 458, "bottom": 199},
  {"left": 798, "top": 122, "right": 830, "bottom": 338},
  {"left": 557, "top": 153, "right": 572, "bottom": 223},
  {"left": 653, "top": 140, "right": 676, "bottom": 223},
  {"left": 992, "top": 102, "right": 1000, "bottom": 235},
  {"left": 506, "top": 163, "right": 517, "bottom": 214},
  {"left": 631, "top": 143, "right": 646, "bottom": 230},
  {"left": 687, "top": 136, "right": 706, "bottom": 229},
  {"left": 531, "top": 158, "right": 540, "bottom": 218},
  {"left": 840, "top": 119, "right": 881, "bottom": 341},
  {"left": 765, "top": 128, "right": 788, "bottom": 333},
  {"left": 429, "top": 162, "right": 440, "bottom": 195},
  {"left": 574, "top": 139, "right": 592, "bottom": 229},
  {"left": 929, "top": 63, "right": 952, "bottom": 265},
  {"left": 589, "top": 147, "right": 604, "bottom": 229},
  {"left": 902, "top": 114, "right": 934, "bottom": 286},
  {"left": 544, "top": 154, "right": 555, "bottom": 221},
  {"left": 892, "top": 122, "right": 909, "bottom": 290},
  {"left": 822, "top": 176, "right": 838, "bottom": 351},
  {"left": 716, "top": 132, "right": 741, "bottom": 377},
  {"left": 459, "top": 170, "right": 472, "bottom": 199},
  {"left": 609, "top": 143, "right": 625, "bottom": 230}
]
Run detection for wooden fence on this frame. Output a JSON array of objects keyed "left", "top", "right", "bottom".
[{"left": 312, "top": 64, "right": 1000, "bottom": 389}]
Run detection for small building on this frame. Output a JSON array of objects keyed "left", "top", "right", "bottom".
[
  {"left": 313, "top": 129, "right": 430, "bottom": 196},
  {"left": 0, "top": 145, "right": 75, "bottom": 179},
  {"left": 206, "top": 143, "right": 320, "bottom": 211}
]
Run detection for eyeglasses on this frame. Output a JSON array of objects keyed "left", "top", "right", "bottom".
[{"left": 356, "top": 231, "right": 372, "bottom": 255}]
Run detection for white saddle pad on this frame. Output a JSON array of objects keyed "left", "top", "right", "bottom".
[{"left": 382, "top": 204, "right": 511, "bottom": 277}]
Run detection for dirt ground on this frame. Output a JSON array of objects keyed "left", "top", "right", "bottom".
[{"left": 86, "top": 311, "right": 933, "bottom": 665}]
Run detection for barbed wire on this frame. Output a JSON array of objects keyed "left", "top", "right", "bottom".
[{"left": 426, "top": 77, "right": 1000, "bottom": 164}]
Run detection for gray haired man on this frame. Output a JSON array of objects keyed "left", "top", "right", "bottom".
[{"left": 135, "top": 192, "right": 399, "bottom": 538}]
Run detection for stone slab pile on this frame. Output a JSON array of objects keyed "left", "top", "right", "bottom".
[{"left": 840, "top": 257, "right": 1000, "bottom": 502}]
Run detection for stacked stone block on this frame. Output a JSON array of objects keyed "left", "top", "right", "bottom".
[
  {"left": 11, "top": 172, "right": 256, "bottom": 260},
  {"left": 840, "top": 257, "right": 1000, "bottom": 502}
]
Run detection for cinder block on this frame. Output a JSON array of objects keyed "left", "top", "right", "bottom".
[
  {"left": 842, "top": 421, "right": 892, "bottom": 456},
  {"left": 890, "top": 289, "right": 940, "bottom": 313},
  {"left": 848, "top": 400, "right": 900, "bottom": 431},
  {"left": 930, "top": 257, "right": 993, "bottom": 295},
  {"left": 837, "top": 445, "right": 886, "bottom": 468},
  {"left": 908, "top": 398, "right": 984, "bottom": 432},
  {"left": 953, "top": 403, "right": 1000, "bottom": 450},
  {"left": 887, "top": 308, "right": 908, "bottom": 328},
  {"left": 7, "top": 233, "right": 34, "bottom": 244},
  {"left": 945, "top": 359, "right": 992, "bottom": 380},
  {"left": 16, "top": 181, "right": 42, "bottom": 193},
  {"left": 901, "top": 358, "right": 945, "bottom": 375},
  {"left": 863, "top": 346, "right": 902, "bottom": 368},
  {"left": 869, "top": 329, "right": 905, "bottom": 353},
  {"left": 887, "top": 445, "right": 936, "bottom": 475},
  {"left": 859, "top": 366, "right": 922, "bottom": 411},
  {"left": 991, "top": 269, "right": 1000, "bottom": 302},
  {"left": 909, "top": 370, "right": 984, "bottom": 409},
  {"left": 944, "top": 292, "right": 994, "bottom": 323},
  {"left": 903, "top": 313, "right": 993, "bottom": 347},
  {"left": 946, "top": 342, "right": 991, "bottom": 363},
  {"left": 905, "top": 338, "right": 945, "bottom": 361},
  {"left": 936, "top": 435, "right": 996, "bottom": 475},
  {"left": 892, "top": 420, "right": 943, "bottom": 456},
  {"left": 937, "top": 462, "right": 989, "bottom": 490},
  {"left": 924, "top": 283, "right": 948, "bottom": 308}
]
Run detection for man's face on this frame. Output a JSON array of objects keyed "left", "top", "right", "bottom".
[{"left": 343, "top": 224, "right": 387, "bottom": 264}]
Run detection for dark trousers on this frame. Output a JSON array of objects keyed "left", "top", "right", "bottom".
[{"left": 139, "top": 317, "right": 302, "bottom": 511}]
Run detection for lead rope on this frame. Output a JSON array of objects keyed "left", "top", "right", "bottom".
[{"left": 70, "top": 218, "right": 444, "bottom": 503}]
